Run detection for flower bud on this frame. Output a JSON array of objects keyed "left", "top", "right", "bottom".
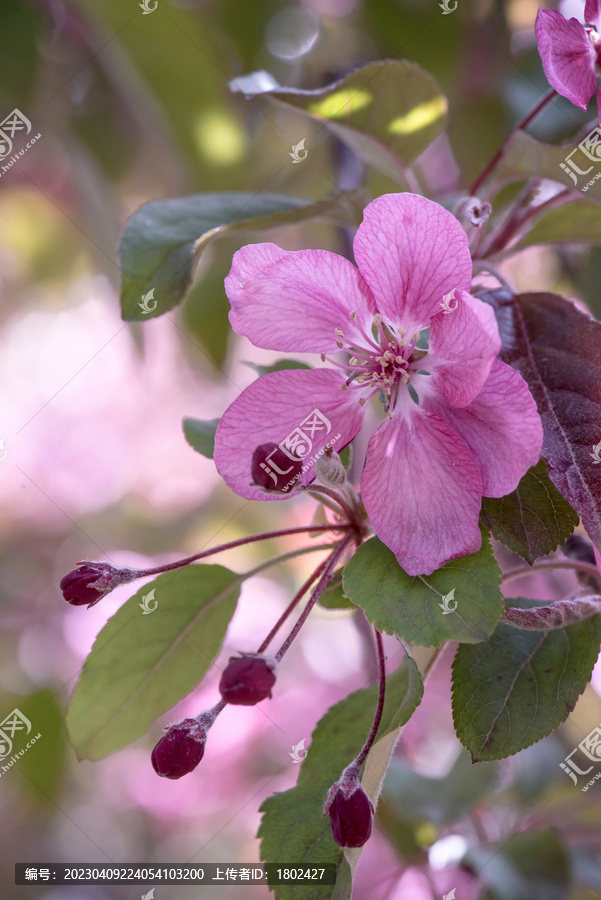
[
  {"left": 251, "top": 443, "right": 303, "bottom": 493},
  {"left": 326, "top": 783, "right": 374, "bottom": 848},
  {"left": 151, "top": 718, "right": 206, "bottom": 779},
  {"left": 316, "top": 449, "right": 346, "bottom": 487},
  {"left": 219, "top": 654, "right": 277, "bottom": 706},
  {"left": 60, "top": 561, "right": 136, "bottom": 608}
]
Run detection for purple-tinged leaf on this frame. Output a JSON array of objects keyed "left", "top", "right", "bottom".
[{"left": 503, "top": 593, "right": 601, "bottom": 630}]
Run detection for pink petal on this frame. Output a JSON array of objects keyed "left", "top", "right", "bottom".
[
  {"left": 225, "top": 243, "right": 376, "bottom": 354},
  {"left": 361, "top": 411, "right": 483, "bottom": 576},
  {"left": 427, "top": 360, "right": 543, "bottom": 498},
  {"left": 585, "top": 0, "right": 601, "bottom": 30},
  {"left": 353, "top": 194, "right": 473, "bottom": 334},
  {"left": 428, "top": 291, "right": 501, "bottom": 408},
  {"left": 535, "top": 8, "right": 596, "bottom": 110},
  {"left": 214, "top": 368, "right": 364, "bottom": 500}
]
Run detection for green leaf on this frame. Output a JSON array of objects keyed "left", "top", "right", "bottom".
[
  {"left": 464, "top": 830, "right": 570, "bottom": 900},
  {"left": 243, "top": 359, "right": 312, "bottom": 378},
  {"left": 497, "top": 130, "right": 601, "bottom": 204},
  {"left": 342, "top": 529, "right": 503, "bottom": 647},
  {"left": 317, "top": 571, "right": 355, "bottom": 610},
  {"left": 259, "top": 657, "right": 423, "bottom": 900},
  {"left": 66, "top": 565, "right": 241, "bottom": 760},
  {"left": 452, "top": 598, "right": 601, "bottom": 761},
  {"left": 517, "top": 199, "right": 601, "bottom": 250},
  {"left": 119, "top": 190, "right": 365, "bottom": 321},
  {"left": 182, "top": 416, "right": 219, "bottom": 459},
  {"left": 236, "top": 60, "right": 448, "bottom": 184},
  {"left": 481, "top": 459, "right": 578, "bottom": 564}
]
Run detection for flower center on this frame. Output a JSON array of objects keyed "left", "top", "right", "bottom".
[{"left": 322, "top": 311, "right": 428, "bottom": 417}]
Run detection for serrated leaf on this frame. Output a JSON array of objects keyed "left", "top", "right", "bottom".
[
  {"left": 66, "top": 566, "right": 241, "bottom": 760},
  {"left": 464, "top": 830, "right": 570, "bottom": 900},
  {"left": 517, "top": 199, "right": 601, "bottom": 250},
  {"left": 497, "top": 130, "right": 601, "bottom": 204},
  {"left": 243, "top": 359, "right": 311, "bottom": 378},
  {"left": 259, "top": 657, "right": 423, "bottom": 900},
  {"left": 482, "top": 290, "right": 601, "bottom": 552},
  {"left": 235, "top": 60, "right": 448, "bottom": 184},
  {"left": 119, "top": 191, "right": 365, "bottom": 320},
  {"left": 342, "top": 530, "right": 503, "bottom": 647},
  {"left": 481, "top": 459, "right": 578, "bottom": 564},
  {"left": 182, "top": 416, "right": 219, "bottom": 459},
  {"left": 452, "top": 598, "right": 601, "bottom": 762}
]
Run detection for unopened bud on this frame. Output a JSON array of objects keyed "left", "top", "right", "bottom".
[
  {"left": 453, "top": 195, "right": 492, "bottom": 228},
  {"left": 219, "top": 654, "right": 277, "bottom": 706},
  {"left": 316, "top": 449, "right": 346, "bottom": 487},
  {"left": 325, "top": 774, "right": 374, "bottom": 848},
  {"left": 60, "top": 561, "right": 136, "bottom": 608},
  {"left": 251, "top": 442, "right": 303, "bottom": 493},
  {"left": 151, "top": 717, "right": 206, "bottom": 779}
]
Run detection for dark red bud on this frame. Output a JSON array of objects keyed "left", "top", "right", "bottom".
[
  {"left": 251, "top": 443, "right": 303, "bottom": 493},
  {"left": 219, "top": 654, "right": 277, "bottom": 706},
  {"left": 60, "top": 566, "right": 106, "bottom": 606},
  {"left": 151, "top": 718, "right": 206, "bottom": 779},
  {"left": 327, "top": 785, "right": 374, "bottom": 848}
]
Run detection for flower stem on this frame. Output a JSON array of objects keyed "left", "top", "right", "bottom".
[
  {"left": 502, "top": 559, "right": 601, "bottom": 584},
  {"left": 275, "top": 535, "right": 354, "bottom": 662},
  {"left": 132, "top": 525, "right": 351, "bottom": 579},
  {"left": 300, "top": 483, "right": 357, "bottom": 525},
  {"left": 469, "top": 88, "right": 556, "bottom": 197},
  {"left": 355, "top": 628, "right": 386, "bottom": 768},
  {"left": 257, "top": 557, "right": 331, "bottom": 654}
]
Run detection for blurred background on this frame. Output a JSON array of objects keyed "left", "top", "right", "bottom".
[{"left": 2, "top": 0, "right": 601, "bottom": 897}]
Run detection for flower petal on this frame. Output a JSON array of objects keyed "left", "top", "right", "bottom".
[
  {"left": 361, "top": 410, "right": 483, "bottom": 576},
  {"left": 535, "top": 8, "right": 596, "bottom": 110},
  {"left": 225, "top": 243, "right": 376, "bottom": 353},
  {"left": 428, "top": 291, "right": 501, "bottom": 408},
  {"left": 353, "top": 193, "right": 473, "bottom": 333},
  {"left": 427, "top": 359, "right": 543, "bottom": 498},
  {"left": 214, "top": 368, "right": 364, "bottom": 500},
  {"left": 585, "top": 0, "right": 601, "bottom": 30}
]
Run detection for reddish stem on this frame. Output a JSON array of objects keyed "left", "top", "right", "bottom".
[
  {"left": 355, "top": 628, "right": 386, "bottom": 767},
  {"left": 257, "top": 557, "right": 331, "bottom": 654},
  {"left": 502, "top": 560, "right": 601, "bottom": 584},
  {"left": 469, "top": 88, "right": 556, "bottom": 197},
  {"left": 133, "top": 524, "right": 351, "bottom": 578},
  {"left": 275, "top": 535, "right": 354, "bottom": 662}
]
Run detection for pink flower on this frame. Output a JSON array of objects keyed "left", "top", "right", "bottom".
[
  {"left": 214, "top": 194, "right": 543, "bottom": 576},
  {"left": 535, "top": 2, "right": 601, "bottom": 121}
]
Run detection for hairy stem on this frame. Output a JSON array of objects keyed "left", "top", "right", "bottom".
[
  {"left": 355, "top": 629, "right": 387, "bottom": 767},
  {"left": 257, "top": 557, "right": 331, "bottom": 654}
]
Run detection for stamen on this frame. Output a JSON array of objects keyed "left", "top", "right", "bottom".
[
  {"left": 336, "top": 340, "right": 343, "bottom": 349},
  {"left": 335, "top": 328, "right": 344, "bottom": 339},
  {"left": 320, "top": 353, "right": 326, "bottom": 362},
  {"left": 412, "top": 331, "right": 421, "bottom": 343}
]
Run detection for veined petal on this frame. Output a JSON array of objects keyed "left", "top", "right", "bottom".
[
  {"left": 225, "top": 243, "right": 376, "bottom": 353},
  {"left": 428, "top": 291, "right": 501, "bottom": 408},
  {"left": 353, "top": 193, "right": 473, "bottom": 334},
  {"left": 427, "top": 360, "right": 543, "bottom": 498},
  {"left": 214, "top": 368, "right": 364, "bottom": 500},
  {"left": 535, "top": 8, "right": 597, "bottom": 110},
  {"left": 585, "top": 0, "right": 601, "bottom": 31},
  {"left": 361, "top": 411, "right": 483, "bottom": 576}
]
